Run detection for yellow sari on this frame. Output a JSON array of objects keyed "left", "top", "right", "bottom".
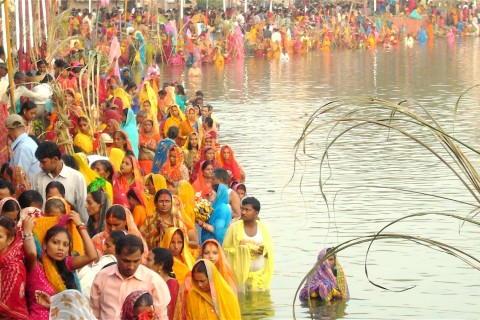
[
  {"left": 73, "top": 132, "right": 93, "bottom": 154},
  {"left": 163, "top": 105, "right": 185, "bottom": 137},
  {"left": 160, "top": 227, "right": 196, "bottom": 285},
  {"left": 138, "top": 81, "right": 159, "bottom": 120},
  {"left": 109, "top": 148, "right": 125, "bottom": 172},
  {"left": 222, "top": 220, "right": 274, "bottom": 294},
  {"left": 186, "top": 260, "right": 241, "bottom": 320},
  {"left": 142, "top": 174, "right": 167, "bottom": 214},
  {"left": 176, "top": 180, "right": 196, "bottom": 227}
]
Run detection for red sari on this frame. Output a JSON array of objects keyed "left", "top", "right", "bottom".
[
  {"left": 219, "top": 145, "right": 243, "bottom": 183},
  {"left": 0, "top": 233, "right": 29, "bottom": 320}
]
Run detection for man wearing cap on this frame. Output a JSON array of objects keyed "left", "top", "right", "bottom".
[{"left": 5, "top": 114, "right": 41, "bottom": 179}]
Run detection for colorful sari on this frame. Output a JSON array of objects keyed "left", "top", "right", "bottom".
[
  {"left": 218, "top": 145, "right": 244, "bottom": 183},
  {"left": 190, "top": 146, "right": 219, "bottom": 184},
  {"left": 182, "top": 132, "right": 200, "bottom": 172},
  {"left": 140, "top": 205, "right": 188, "bottom": 250},
  {"left": 130, "top": 186, "right": 147, "bottom": 228},
  {"left": 152, "top": 138, "right": 176, "bottom": 174},
  {"left": 0, "top": 232, "right": 29, "bottom": 320},
  {"left": 138, "top": 81, "right": 159, "bottom": 121},
  {"left": 178, "top": 107, "right": 198, "bottom": 146},
  {"left": 160, "top": 145, "right": 189, "bottom": 188},
  {"left": 113, "top": 155, "right": 143, "bottom": 206},
  {"left": 163, "top": 105, "right": 185, "bottom": 138},
  {"left": 222, "top": 220, "right": 274, "bottom": 294},
  {"left": 120, "top": 108, "right": 139, "bottom": 158},
  {"left": 201, "top": 239, "right": 237, "bottom": 296},
  {"left": 192, "top": 161, "right": 213, "bottom": 198},
  {"left": 160, "top": 227, "right": 196, "bottom": 285},
  {"left": 201, "top": 184, "right": 231, "bottom": 245},
  {"left": 6, "top": 166, "right": 32, "bottom": 199},
  {"left": 91, "top": 205, "right": 148, "bottom": 261},
  {"left": 185, "top": 260, "right": 241, "bottom": 320},
  {"left": 142, "top": 174, "right": 168, "bottom": 214},
  {"left": 299, "top": 248, "right": 349, "bottom": 302},
  {"left": 121, "top": 290, "right": 157, "bottom": 320},
  {"left": 138, "top": 120, "right": 162, "bottom": 175}
]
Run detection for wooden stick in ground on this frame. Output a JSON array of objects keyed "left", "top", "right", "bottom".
[{"left": 3, "top": 0, "right": 16, "bottom": 113}]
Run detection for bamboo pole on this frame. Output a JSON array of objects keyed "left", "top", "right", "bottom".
[{"left": 4, "top": 0, "right": 16, "bottom": 113}]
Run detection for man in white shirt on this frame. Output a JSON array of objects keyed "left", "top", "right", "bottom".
[
  {"left": 32, "top": 141, "right": 88, "bottom": 222},
  {"left": 5, "top": 114, "right": 41, "bottom": 179}
]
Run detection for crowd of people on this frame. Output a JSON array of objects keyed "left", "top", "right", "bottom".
[{"left": 0, "top": 68, "right": 276, "bottom": 319}]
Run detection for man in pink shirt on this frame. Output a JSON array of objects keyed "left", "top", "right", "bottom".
[{"left": 90, "top": 234, "right": 170, "bottom": 319}]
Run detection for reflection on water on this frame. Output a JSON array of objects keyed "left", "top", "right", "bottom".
[
  {"left": 158, "top": 38, "right": 480, "bottom": 319},
  {"left": 300, "top": 299, "right": 348, "bottom": 320},
  {"left": 239, "top": 292, "right": 275, "bottom": 320}
]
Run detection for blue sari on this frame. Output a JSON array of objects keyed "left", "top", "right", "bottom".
[
  {"left": 151, "top": 138, "right": 176, "bottom": 174},
  {"left": 202, "top": 184, "right": 232, "bottom": 246},
  {"left": 120, "top": 108, "right": 139, "bottom": 158}
]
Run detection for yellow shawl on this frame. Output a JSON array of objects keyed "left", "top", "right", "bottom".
[
  {"left": 160, "top": 227, "right": 196, "bottom": 285},
  {"left": 222, "top": 220, "right": 274, "bottom": 294},
  {"left": 186, "top": 260, "right": 241, "bottom": 320}
]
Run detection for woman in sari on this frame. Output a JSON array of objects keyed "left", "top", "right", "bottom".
[
  {"left": 219, "top": 145, "right": 245, "bottom": 183},
  {"left": 197, "top": 184, "right": 231, "bottom": 245},
  {"left": 175, "top": 85, "right": 187, "bottom": 112},
  {"left": 178, "top": 107, "right": 199, "bottom": 147},
  {"left": 121, "top": 291, "right": 157, "bottom": 320},
  {"left": 138, "top": 119, "right": 161, "bottom": 175},
  {"left": 86, "top": 189, "right": 110, "bottom": 238},
  {"left": 185, "top": 260, "right": 241, "bottom": 320},
  {"left": 151, "top": 137, "right": 176, "bottom": 174},
  {"left": 75, "top": 154, "right": 114, "bottom": 204},
  {"left": 190, "top": 146, "right": 219, "bottom": 184},
  {"left": 201, "top": 239, "right": 237, "bottom": 295},
  {"left": 163, "top": 105, "right": 185, "bottom": 138},
  {"left": 299, "top": 248, "right": 349, "bottom": 302},
  {"left": 140, "top": 99, "right": 159, "bottom": 129},
  {"left": 91, "top": 205, "right": 148, "bottom": 260},
  {"left": 142, "top": 173, "right": 167, "bottom": 214},
  {"left": 127, "top": 187, "right": 148, "bottom": 228},
  {"left": 160, "top": 227, "right": 196, "bottom": 285},
  {"left": 140, "top": 189, "right": 197, "bottom": 251},
  {"left": 145, "top": 248, "right": 181, "bottom": 320},
  {"left": 73, "top": 116, "right": 94, "bottom": 154},
  {"left": 104, "top": 118, "right": 121, "bottom": 139},
  {"left": 183, "top": 132, "right": 200, "bottom": 173},
  {"left": 1, "top": 166, "right": 31, "bottom": 199},
  {"left": 192, "top": 160, "right": 214, "bottom": 198},
  {"left": 113, "top": 155, "right": 143, "bottom": 206},
  {"left": 0, "top": 217, "right": 29, "bottom": 319},
  {"left": 111, "top": 130, "right": 134, "bottom": 157},
  {"left": 120, "top": 108, "right": 139, "bottom": 158},
  {"left": 176, "top": 180, "right": 196, "bottom": 227},
  {"left": 160, "top": 145, "right": 189, "bottom": 190}
]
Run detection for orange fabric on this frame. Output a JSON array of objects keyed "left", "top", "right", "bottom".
[
  {"left": 192, "top": 161, "right": 212, "bottom": 198},
  {"left": 201, "top": 239, "right": 237, "bottom": 296},
  {"left": 160, "top": 145, "right": 186, "bottom": 187}
]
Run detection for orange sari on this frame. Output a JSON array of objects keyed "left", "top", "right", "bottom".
[
  {"left": 160, "top": 227, "right": 196, "bottom": 285},
  {"left": 192, "top": 161, "right": 213, "bottom": 198},
  {"left": 160, "top": 145, "right": 189, "bottom": 188}
]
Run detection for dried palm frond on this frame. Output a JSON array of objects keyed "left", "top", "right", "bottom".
[{"left": 50, "top": 82, "right": 74, "bottom": 155}]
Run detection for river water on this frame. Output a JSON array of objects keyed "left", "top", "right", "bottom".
[{"left": 158, "top": 38, "right": 480, "bottom": 319}]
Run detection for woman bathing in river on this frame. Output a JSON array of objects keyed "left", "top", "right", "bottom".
[{"left": 300, "top": 248, "right": 349, "bottom": 302}]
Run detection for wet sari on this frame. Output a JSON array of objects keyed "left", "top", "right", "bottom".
[
  {"left": 185, "top": 260, "right": 241, "bottom": 320},
  {"left": 91, "top": 205, "right": 148, "bottom": 261},
  {"left": 160, "top": 227, "right": 196, "bottom": 285},
  {"left": 0, "top": 232, "right": 29, "bottom": 320},
  {"left": 160, "top": 145, "right": 189, "bottom": 188},
  {"left": 120, "top": 108, "right": 139, "bottom": 158},
  {"left": 299, "top": 248, "right": 349, "bottom": 302},
  {"left": 223, "top": 220, "right": 274, "bottom": 294}
]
